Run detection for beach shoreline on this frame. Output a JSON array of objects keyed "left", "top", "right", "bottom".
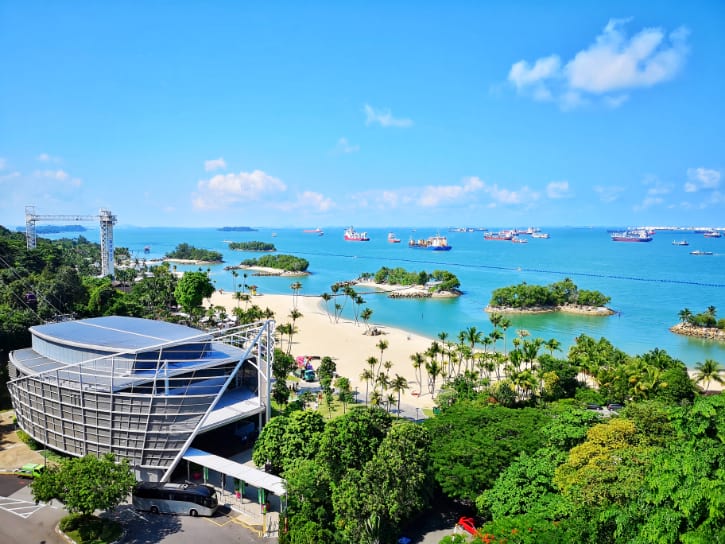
[
  {"left": 209, "top": 291, "right": 439, "bottom": 410},
  {"left": 209, "top": 291, "right": 724, "bottom": 403}
]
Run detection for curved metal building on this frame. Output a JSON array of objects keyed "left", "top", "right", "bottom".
[{"left": 8, "top": 316, "right": 274, "bottom": 481}]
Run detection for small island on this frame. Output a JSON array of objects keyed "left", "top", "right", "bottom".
[
  {"left": 671, "top": 307, "right": 725, "bottom": 342},
  {"left": 356, "top": 267, "right": 461, "bottom": 298},
  {"left": 228, "top": 241, "right": 276, "bottom": 252},
  {"left": 164, "top": 243, "right": 223, "bottom": 263},
  {"left": 486, "top": 278, "right": 613, "bottom": 315},
  {"left": 228, "top": 254, "right": 310, "bottom": 276},
  {"left": 218, "top": 226, "right": 258, "bottom": 232}
]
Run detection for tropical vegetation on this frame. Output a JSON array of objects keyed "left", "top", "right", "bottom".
[
  {"left": 489, "top": 278, "right": 610, "bottom": 309},
  {"left": 678, "top": 305, "right": 724, "bottom": 330},
  {"left": 241, "top": 254, "right": 309, "bottom": 272},
  {"left": 363, "top": 266, "right": 461, "bottom": 293},
  {"left": 228, "top": 241, "right": 276, "bottom": 251},
  {"left": 165, "top": 242, "right": 223, "bottom": 262}
]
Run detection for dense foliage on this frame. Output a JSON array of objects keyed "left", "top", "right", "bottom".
[
  {"left": 229, "top": 241, "right": 276, "bottom": 251},
  {"left": 678, "top": 305, "right": 724, "bottom": 330},
  {"left": 31, "top": 453, "right": 136, "bottom": 516},
  {"left": 489, "top": 278, "right": 610, "bottom": 309},
  {"left": 241, "top": 254, "right": 309, "bottom": 272},
  {"left": 173, "top": 270, "right": 215, "bottom": 314},
  {"left": 166, "top": 242, "right": 223, "bottom": 262},
  {"left": 368, "top": 266, "right": 461, "bottom": 292}
]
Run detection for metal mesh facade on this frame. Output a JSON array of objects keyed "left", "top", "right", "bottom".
[{"left": 8, "top": 318, "right": 274, "bottom": 481}]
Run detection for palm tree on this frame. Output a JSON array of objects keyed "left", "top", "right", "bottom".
[
  {"left": 489, "top": 329, "right": 503, "bottom": 355},
  {"left": 290, "top": 281, "right": 302, "bottom": 310},
  {"left": 693, "top": 359, "right": 725, "bottom": 392},
  {"left": 360, "top": 368, "right": 374, "bottom": 405},
  {"left": 500, "top": 317, "right": 512, "bottom": 356},
  {"left": 678, "top": 308, "right": 693, "bottom": 325},
  {"left": 376, "top": 339, "right": 389, "bottom": 375},
  {"left": 410, "top": 352, "right": 425, "bottom": 394},
  {"left": 321, "top": 292, "right": 332, "bottom": 322},
  {"left": 545, "top": 338, "right": 561, "bottom": 357},
  {"left": 425, "top": 358, "right": 442, "bottom": 397},
  {"left": 231, "top": 270, "right": 239, "bottom": 305},
  {"left": 390, "top": 374, "right": 409, "bottom": 417},
  {"left": 288, "top": 308, "right": 302, "bottom": 352},
  {"left": 361, "top": 307, "right": 373, "bottom": 333}
]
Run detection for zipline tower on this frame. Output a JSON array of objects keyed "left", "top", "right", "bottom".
[{"left": 25, "top": 206, "right": 118, "bottom": 278}]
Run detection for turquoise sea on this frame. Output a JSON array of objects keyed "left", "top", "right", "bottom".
[{"left": 56, "top": 225, "right": 725, "bottom": 367}]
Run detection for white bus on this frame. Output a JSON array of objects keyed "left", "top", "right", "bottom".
[{"left": 132, "top": 482, "right": 219, "bottom": 517}]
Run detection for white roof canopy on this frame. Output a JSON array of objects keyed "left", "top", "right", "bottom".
[{"left": 182, "top": 447, "right": 286, "bottom": 496}]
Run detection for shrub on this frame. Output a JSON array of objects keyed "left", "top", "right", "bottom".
[{"left": 16, "top": 428, "right": 40, "bottom": 450}]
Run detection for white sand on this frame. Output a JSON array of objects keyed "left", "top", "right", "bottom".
[
  {"left": 209, "top": 291, "right": 438, "bottom": 409},
  {"left": 208, "top": 291, "right": 724, "bottom": 401}
]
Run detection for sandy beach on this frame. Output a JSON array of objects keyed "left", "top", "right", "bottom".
[
  {"left": 209, "top": 291, "right": 439, "bottom": 410},
  {"left": 208, "top": 291, "right": 724, "bottom": 403}
]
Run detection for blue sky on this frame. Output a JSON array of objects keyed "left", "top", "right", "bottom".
[{"left": 1, "top": 1, "right": 723, "bottom": 228}]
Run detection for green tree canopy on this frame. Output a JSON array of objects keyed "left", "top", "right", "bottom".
[
  {"left": 174, "top": 271, "right": 214, "bottom": 314},
  {"left": 31, "top": 453, "right": 135, "bottom": 516}
]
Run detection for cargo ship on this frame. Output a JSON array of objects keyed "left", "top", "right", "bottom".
[
  {"left": 344, "top": 226, "right": 370, "bottom": 241},
  {"left": 408, "top": 235, "right": 452, "bottom": 251},
  {"left": 610, "top": 230, "right": 653, "bottom": 242}
]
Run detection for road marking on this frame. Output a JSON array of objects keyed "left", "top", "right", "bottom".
[{"left": 0, "top": 496, "right": 46, "bottom": 518}]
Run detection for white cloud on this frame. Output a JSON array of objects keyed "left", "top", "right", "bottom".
[
  {"left": 34, "top": 169, "right": 69, "bottom": 181},
  {"left": 364, "top": 104, "right": 413, "bottom": 128},
  {"left": 685, "top": 167, "right": 720, "bottom": 192},
  {"left": 276, "top": 191, "right": 335, "bottom": 213},
  {"left": 418, "top": 176, "right": 485, "bottom": 207},
  {"left": 204, "top": 157, "right": 227, "bottom": 172},
  {"left": 546, "top": 180, "right": 572, "bottom": 199},
  {"left": 593, "top": 185, "right": 625, "bottom": 203},
  {"left": 634, "top": 196, "right": 664, "bottom": 211},
  {"left": 193, "top": 170, "right": 287, "bottom": 209},
  {"left": 0, "top": 171, "right": 20, "bottom": 182},
  {"left": 508, "top": 19, "right": 689, "bottom": 109},
  {"left": 37, "top": 153, "right": 62, "bottom": 163},
  {"left": 335, "top": 137, "right": 360, "bottom": 154},
  {"left": 485, "top": 184, "right": 539, "bottom": 206}
]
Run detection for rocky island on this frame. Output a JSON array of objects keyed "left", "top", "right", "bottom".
[
  {"left": 356, "top": 267, "right": 462, "bottom": 299},
  {"left": 485, "top": 278, "right": 614, "bottom": 315}
]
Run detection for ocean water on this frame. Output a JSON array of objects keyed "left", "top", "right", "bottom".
[{"left": 55, "top": 225, "right": 725, "bottom": 367}]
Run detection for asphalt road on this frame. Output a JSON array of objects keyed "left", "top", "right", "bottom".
[{"left": 0, "top": 475, "right": 271, "bottom": 544}]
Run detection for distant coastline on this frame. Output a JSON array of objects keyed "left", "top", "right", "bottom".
[{"left": 218, "top": 226, "right": 258, "bottom": 232}]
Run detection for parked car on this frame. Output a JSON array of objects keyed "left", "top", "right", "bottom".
[
  {"left": 586, "top": 403, "right": 602, "bottom": 411},
  {"left": 303, "top": 369, "right": 316, "bottom": 382},
  {"left": 15, "top": 463, "right": 45, "bottom": 478},
  {"left": 607, "top": 403, "right": 624, "bottom": 411}
]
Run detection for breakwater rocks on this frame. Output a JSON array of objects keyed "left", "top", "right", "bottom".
[
  {"left": 670, "top": 323, "right": 725, "bottom": 342},
  {"left": 485, "top": 304, "right": 615, "bottom": 316}
]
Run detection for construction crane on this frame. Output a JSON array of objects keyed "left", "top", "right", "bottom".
[{"left": 24, "top": 206, "right": 118, "bottom": 278}]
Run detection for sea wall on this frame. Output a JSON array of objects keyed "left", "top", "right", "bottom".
[
  {"left": 485, "top": 304, "right": 615, "bottom": 316},
  {"left": 670, "top": 323, "right": 725, "bottom": 342}
]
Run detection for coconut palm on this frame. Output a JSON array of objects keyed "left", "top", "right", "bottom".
[
  {"left": 390, "top": 374, "right": 409, "bottom": 417},
  {"left": 425, "top": 358, "right": 443, "bottom": 397},
  {"left": 410, "top": 352, "right": 425, "bottom": 394},
  {"left": 376, "top": 339, "right": 389, "bottom": 375},
  {"left": 678, "top": 308, "right": 693, "bottom": 325},
  {"left": 290, "top": 281, "right": 302, "bottom": 310},
  {"left": 545, "top": 338, "right": 561, "bottom": 357},
  {"left": 360, "top": 367, "right": 374, "bottom": 405},
  {"left": 321, "top": 292, "right": 333, "bottom": 322},
  {"left": 361, "top": 307, "right": 373, "bottom": 332},
  {"left": 693, "top": 359, "right": 725, "bottom": 391}
]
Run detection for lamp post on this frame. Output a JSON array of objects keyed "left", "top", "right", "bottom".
[{"left": 415, "top": 407, "right": 419, "bottom": 422}]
